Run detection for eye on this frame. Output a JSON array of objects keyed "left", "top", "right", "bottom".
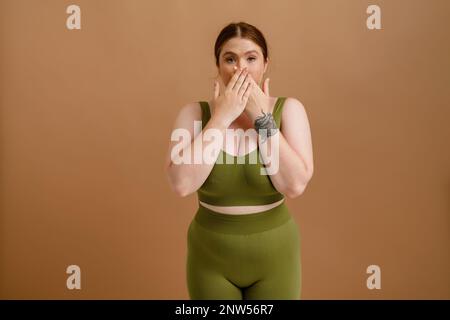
[{"left": 224, "top": 56, "right": 256, "bottom": 64}]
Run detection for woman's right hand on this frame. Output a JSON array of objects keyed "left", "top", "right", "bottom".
[{"left": 211, "top": 67, "right": 253, "bottom": 127}]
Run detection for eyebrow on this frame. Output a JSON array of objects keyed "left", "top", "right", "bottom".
[{"left": 222, "top": 50, "right": 259, "bottom": 56}]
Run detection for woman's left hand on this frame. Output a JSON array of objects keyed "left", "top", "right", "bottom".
[{"left": 244, "top": 74, "right": 271, "bottom": 123}]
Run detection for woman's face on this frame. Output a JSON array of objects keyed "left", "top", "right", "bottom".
[{"left": 218, "top": 37, "right": 268, "bottom": 88}]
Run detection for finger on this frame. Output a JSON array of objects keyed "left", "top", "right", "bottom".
[
  {"left": 241, "top": 82, "right": 253, "bottom": 104},
  {"left": 227, "top": 67, "right": 245, "bottom": 91},
  {"left": 237, "top": 73, "right": 251, "bottom": 98},
  {"left": 246, "top": 74, "right": 260, "bottom": 99},
  {"left": 247, "top": 74, "right": 259, "bottom": 90},
  {"left": 263, "top": 78, "right": 270, "bottom": 96},
  {"left": 232, "top": 68, "right": 249, "bottom": 92}
]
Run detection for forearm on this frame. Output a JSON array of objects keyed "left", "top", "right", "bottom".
[
  {"left": 166, "top": 117, "right": 228, "bottom": 196},
  {"left": 258, "top": 131, "right": 311, "bottom": 198}
]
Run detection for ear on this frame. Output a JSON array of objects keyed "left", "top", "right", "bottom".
[
  {"left": 263, "top": 57, "right": 269, "bottom": 74},
  {"left": 263, "top": 78, "right": 270, "bottom": 96}
]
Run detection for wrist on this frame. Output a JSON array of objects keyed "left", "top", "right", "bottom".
[
  {"left": 254, "top": 109, "right": 278, "bottom": 144},
  {"left": 257, "top": 127, "right": 279, "bottom": 145},
  {"left": 210, "top": 115, "right": 231, "bottom": 130},
  {"left": 245, "top": 108, "right": 260, "bottom": 123}
]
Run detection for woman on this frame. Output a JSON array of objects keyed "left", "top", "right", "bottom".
[{"left": 165, "top": 22, "right": 314, "bottom": 300}]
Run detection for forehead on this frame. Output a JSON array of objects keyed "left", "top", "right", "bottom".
[{"left": 221, "top": 37, "right": 262, "bottom": 55}]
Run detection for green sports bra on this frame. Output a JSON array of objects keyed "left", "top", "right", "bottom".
[{"left": 197, "top": 97, "right": 287, "bottom": 206}]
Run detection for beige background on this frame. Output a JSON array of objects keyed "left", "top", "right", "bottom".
[{"left": 1, "top": 0, "right": 449, "bottom": 299}]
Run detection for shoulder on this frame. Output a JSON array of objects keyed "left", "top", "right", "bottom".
[
  {"left": 171, "top": 101, "right": 203, "bottom": 135},
  {"left": 177, "top": 101, "right": 202, "bottom": 118},
  {"left": 281, "top": 97, "right": 308, "bottom": 121},
  {"left": 282, "top": 97, "right": 306, "bottom": 112},
  {"left": 279, "top": 97, "right": 311, "bottom": 131}
]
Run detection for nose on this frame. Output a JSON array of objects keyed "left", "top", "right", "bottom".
[{"left": 236, "top": 60, "right": 249, "bottom": 71}]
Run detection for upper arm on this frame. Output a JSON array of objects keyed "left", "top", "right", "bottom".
[
  {"left": 164, "top": 102, "right": 202, "bottom": 169},
  {"left": 281, "top": 97, "right": 314, "bottom": 178}
]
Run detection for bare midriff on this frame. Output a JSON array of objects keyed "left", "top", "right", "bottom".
[{"left": 199, "top": 198, "right": 284, "bottom": 215}]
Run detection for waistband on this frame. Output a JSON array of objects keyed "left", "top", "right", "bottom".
[{"left": 194, "top": 201, "right": 291, "bottom": 234}]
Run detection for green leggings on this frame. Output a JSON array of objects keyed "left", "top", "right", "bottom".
[{"left": 186, "top": 201, "right": 302, "bottom": 300}]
